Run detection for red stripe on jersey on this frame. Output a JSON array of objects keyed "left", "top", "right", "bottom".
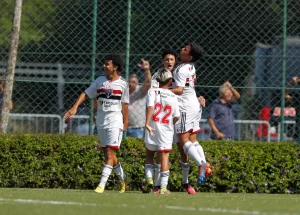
[{"left": 97, "top": 88, "right": 122, "bottom": 94}]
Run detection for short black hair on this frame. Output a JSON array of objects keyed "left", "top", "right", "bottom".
[
  {"left": 189, "top": 42, "right": 204, "bottom": 62},
  {"left": 161, "top": 48, "right": 178, "bottom": 59},
  {"left": 104, "top": 54, "right": 123, "bottom": 71}
]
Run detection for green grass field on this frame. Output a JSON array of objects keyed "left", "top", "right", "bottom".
[{"left": 0, "top": 188, "right": 300, "bottom": 215}]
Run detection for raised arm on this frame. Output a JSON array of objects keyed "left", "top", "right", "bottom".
[
  {"left": 223, "top": 81, "right": 240, "bottom": 103},
  {"left": 138, "top": 58, "right": 152, "bottom": 92}
]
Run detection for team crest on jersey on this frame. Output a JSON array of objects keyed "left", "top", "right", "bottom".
[{"left": 105, "top": 88, "right": 113, "bottom": 98}]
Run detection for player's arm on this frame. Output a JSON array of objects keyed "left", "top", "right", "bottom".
[
  {"left": 138, "top": 58, "right": 152, "bottom": 92},
  {"left": 173, "top": 96, "right": 180, "bottom": 124},
  {"left": 145, "top": 89, "right": 155, "bottom": 136},
  {"left": 64, "top": 92, "right": 87, "bottom": 119},
  {"left": 171, "top": 67, "right": 186, "bottom": 95},
  {"left": 122, "top": 103, "right": 129, "bottom": 131},
  {"left": 198, "top": 96, "right": 206, "bottom": 107},
  {"left": 65, "top": 79, "right": 98, "bottom": 119},
  {"left": 122, "top": 82, "right": 130, "bottom": 131},
  {"left": 171, "top": 86, "right": 184, "bottom": 95},
  {"left": 145, "top": 106, "right": 153, "bottom": 127}
]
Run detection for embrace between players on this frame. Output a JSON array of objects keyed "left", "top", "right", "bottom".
[{"left": 64, "top": 42, "right": 212, "bottom": 195}]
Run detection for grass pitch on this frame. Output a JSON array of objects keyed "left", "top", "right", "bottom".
[{"left": 0, "top": 188, "right": 299, "bottom": 215}]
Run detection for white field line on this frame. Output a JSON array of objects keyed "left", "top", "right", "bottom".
[{"left": 0, "top": 198, "right": 299, "bottom": 215}]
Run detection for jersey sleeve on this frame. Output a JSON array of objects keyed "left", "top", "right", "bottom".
[
  {"left": 174, "top": 66, "right": 188, "bottom": 87},
  {"left": 173, "top": 96, "right": 180, "bottom": 118},
  {"left": 121, "top": 82, "right": 130, "bottom": 104},
  {"left": 84, "top": 79, "right": 98, "bottom": 99},
  {"left": 146, "top": 89, "right": 155, "bottom": 107}
]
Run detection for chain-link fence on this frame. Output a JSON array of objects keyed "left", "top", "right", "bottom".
[{"left": 0, "top": 0, "right": 299, "bottom": 142}]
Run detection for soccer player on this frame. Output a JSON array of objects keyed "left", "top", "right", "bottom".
[
  {"left": 64, "top": 54, "right": 129, "bottom": 193},
  {"left": 149, "top": 48, "right": 206, "bottom": 194},
  {"left": 144, "top": 68, "right": 180, "bottom": 194},
  {"left": 171, "top": 42, "right": 212, "bottom": 187},
  {"left": 143, "top": 49, "right": 178, "bottom": 194}
]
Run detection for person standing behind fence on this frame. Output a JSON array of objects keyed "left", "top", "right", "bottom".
[
  {"left": 285, "top": 76, "right": 300, "bottom": 143},
  {"left": 127, "top": 59, "right": 152, "bottom": 138},
  {"left": 64, "top": 54, "right": 129, "bottom": 194},
  {"left": 208, "top": 81, "right": 240, "bottom": 140}
]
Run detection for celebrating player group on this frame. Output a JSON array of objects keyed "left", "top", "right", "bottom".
[{"left": 64, "top": 42, "right": 212, "bottom": 195}]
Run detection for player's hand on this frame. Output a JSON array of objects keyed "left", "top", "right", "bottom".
[
  {"left": 198, "top": 96, "right": 206, "bottom": 107},
  {"left": 216, "top": 131, "right": 225, "bottom": 139},
  {"left": 145, "top": 125, "right": 155, "bottom": 136},
  {"left": 138, "top": 58, "right": 150, "bottom": 72},
  {"left": 64, "top": 107, "right": 77, "bottom": 119}
]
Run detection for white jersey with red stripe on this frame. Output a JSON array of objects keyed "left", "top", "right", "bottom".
[
  {"left": 151, "top": 71, "right": 176, "bottom": 89},
  {"left": 173, "top": 63, "right": 201, "bottom": 113},
  {"left": 145, "top": 88, "right": 180, "bottom": 147},
  {"left": 85, "top": 75, "right": 129, "bottom": 129}
]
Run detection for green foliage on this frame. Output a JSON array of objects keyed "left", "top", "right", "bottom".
[
  {"left": 0, "top": 1, "right": 56, "bottom": 48},
  {"left": 0, "top": 134, "right": 300, "bottom": 193}
]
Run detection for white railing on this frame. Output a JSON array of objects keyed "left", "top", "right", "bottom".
[
  {"left": 199, "top": 119, "right": 271, "bottom": 142},
  {"left": 5, "top": 113, "right": 297, "bottom": 142},
  {"left": 8, "top": 113, "right": 62, "bottom": 134}
]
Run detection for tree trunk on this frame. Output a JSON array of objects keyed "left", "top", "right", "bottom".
[{"left": 0, "top": 0, "right": 23, "bottom": 133}]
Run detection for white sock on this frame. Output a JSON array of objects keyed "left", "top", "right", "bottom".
[
  {"left": 145, "top": 164, "right": 154, "bottom": 182},
  {"left": 160, "top": 171, "right": 170, "bottom": 188},
  {"left": 183, "top": 141, "right": 203, "bottom": 166},
  {"left": 193, "top": 141, "right": 206, "bottom": 163},
  {"left": 180, "top": 161, "right": 190, "bottom": 184},
  {"left": 154, "top": 164, "right": 161, "bottom": 187},
  {"left": 99, "top": 164, "right": 113, "bottom": 188},
  {"left": 113, "top": 162, "right": 126, "bottom": 181}
]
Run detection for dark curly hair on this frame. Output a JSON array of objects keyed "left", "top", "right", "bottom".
[
  {"left": 189, "top": 42, "right": 204, "bottom": 62},
  {"left": 161, "top": 48, "right": 178, "bottom": 59},
  {"left": 104, "top": 54, "right": 123, "bottom": 71}
]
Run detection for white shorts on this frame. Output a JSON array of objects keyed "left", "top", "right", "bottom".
[
  {"left": 97, "top": 128, "right": 123, "bottom": 150},
  {"left": 145, "top": 142, "right": 173, "bottom": 152},
  {"left": 175, "top": 112, "right": 201, "bottom": 135}
]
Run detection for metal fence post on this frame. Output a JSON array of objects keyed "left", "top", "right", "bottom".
[
  {"left": 280, "top": 0, "right": 288, "bottom": 142},
  {"left": 124, "top": 0, "right": 132, "bottom": 139},
  {"left": 89, "top": 0, "right": 98, "bottom": 135}
]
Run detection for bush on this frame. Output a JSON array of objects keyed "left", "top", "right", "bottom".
[{"left": 0, "top": 134, "right": 300, "bottom": 193}]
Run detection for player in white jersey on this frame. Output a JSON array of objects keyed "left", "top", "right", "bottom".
[
  {"left": 64, "top": 54, "right": 129, "bottom": 194},
  {"left": 141, "top": 49, "right": 179, "bottom": 194},
  {"left": 144, "top": 68, "right": 180, "bottom": 194},
  {"left": 148, "top": 49, "right": 206, "bottom": 194},
  {"left": 171, "top": 42, "right": 212, "bottom": 187}
]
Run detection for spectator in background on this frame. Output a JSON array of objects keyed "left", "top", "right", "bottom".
[
  {"left": 208, "top": 81, "right": 240, "bottom": 140},
  {"left": 285, "top": 76, "right": 300, "bottom": 143},
  {"left": 127, "top": 59, "right": 152, "bottom": 138}
]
